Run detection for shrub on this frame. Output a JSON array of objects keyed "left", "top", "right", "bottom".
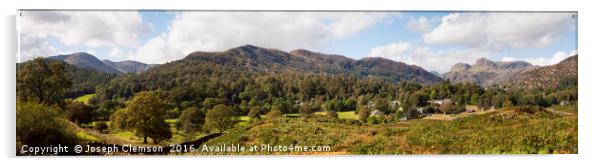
[
  {"left": 248, "top": 106, "right": 264, "bottom": 119},
  {"left": 299, "top": 102, "right": 314, "bottom": 118},
  {"left": 326, "top": 111, "right": 338, "bottom": 119},
  {"left": 358, "top": 106, "right": 370, "bottom": 122},
  {"left": 17, "top": 102, "right": 79, "bottom": 147},
  {"left": 367, "top": 116, "right": 383, "bottom": 124},
  {"left": 513, "top": 105, "right": 546, "bottom": 114},
  {"left": 64, "top": 101, "right": 94, "bottom": 126},
  {"left": 266, "top": 109, "right": 283, "bottom": 123},
  {"left": 94, "top": 121, "right": 108, "bottom": 132}
]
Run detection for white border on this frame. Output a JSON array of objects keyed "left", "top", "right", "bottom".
[{"left": 2, "top": 0, "right": 600, "bottom": 166}]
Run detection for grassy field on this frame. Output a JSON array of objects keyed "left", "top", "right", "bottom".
[
  {"left": 199, "top": 104, "right": 577, "bottom": 154},
  {"left": 74, "top": 94, "right": 96, "bottom": 104},
  {"left": 72, "top": 104, "right": 576, "bottom": 154},
  {"left": 315, "top": 111, "right": 358, "bottom": 120}
]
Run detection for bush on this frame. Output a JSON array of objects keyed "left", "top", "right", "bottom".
[
  {"left": 453, "top": 104, "right": 466, "bottom": 114},
  {"left": 266, "top": 109, "right": 283, "bottom": 123},
  {"left": 299, "top": 102, "right": 314, "bottom": 118},
  {"left": 64, "top": 101, "right": 93, "bottom": 126},
  {"left": 358, "top": 106, "right": 370, "bottom": 122},
  {"left": 248, "top": 106, "right": 264, "bottom": 119},
  {"left": 367, "top": 116, "right": 384, "bottom": 124},
  {"left": 17, "top": 102, "right": 79, "bottom": 147},
  {"left": 94, "top": 121, "right": 108, "bottom": 132},
  {"left": 326, "top": 111, "right": 338, "bottom": 119},
  {"left": 513, "top": 105, "right": 547, "bottom": 115}
]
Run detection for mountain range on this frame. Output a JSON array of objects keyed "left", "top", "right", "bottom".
[
  {"left": 504, "top": 55, "right": 577, "bottom": 89},
  {"left": 442, "top": 58, "right": 536, "bottom": 86},
  {"left": 442, "top": 55, "right": 577, "bottom": 89},
  {"left": 44, "top": 45, "right": 577, "bottom": 88},
  {"left": 48, "top": 52, "right": 155, "bottom": 74},
  {"left": 182, "top": 45, "right": 442, "bottom": 84}
]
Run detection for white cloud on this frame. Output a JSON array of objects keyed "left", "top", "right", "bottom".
[
  {"left": 501, "top": 49, "right": 577, "bottom": 66},
  {"left": 367, "top": 41, "right": 494, "bottom": 73},
  {"left": 109, "top": 47, "right": 124, "bottom": 58},
  {"left": 405, "top": 16, "right": 433, "bottom": 33},
  {"left": 367, "top": 42, "right": 411, "bottom": 60},
  {"left": 19, "top": 11, "right": 149, "bottom": 61},
  {"left": 423, "top": 12, "right": 575, "bottom": 50},
  {"left": 18, "top": 34, "right": 60, "bottom": 62},
  {"left": 21, "top": 11, "right": 149, "bottom": 47},
  {"left": 131, "top": 12, "right": 398, "bottom": 64}
]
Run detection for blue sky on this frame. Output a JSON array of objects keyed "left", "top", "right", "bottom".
[{"left": 19, "top": 11, "right": 577, "bottom": 73}]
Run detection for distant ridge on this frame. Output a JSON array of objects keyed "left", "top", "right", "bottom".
[
  {"left": 47, "top": 52, "right": 153, "bottom": 74},
  {"left": 442, "top": 58, "right": 535, "bottom": 86},
  {"left": 182, "top": 45, "right": 442, "bottom": 84},
  {"left": 504, "top": 55, "right": 577, "bottom": 89},
  {"left": 102, "top": 60, "right": 156, "bottom": 74},
  {"left": 48, "top": 52, "right": 122, "bottom": 74}
]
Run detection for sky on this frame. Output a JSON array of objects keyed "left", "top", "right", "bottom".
[{"left": 18, "top": 10, "right": 577, "bottom": 73}]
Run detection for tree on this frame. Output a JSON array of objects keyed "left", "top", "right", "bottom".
[
  {"left": 96, "top": 99, "right": 123, "bottom": 121},
  {"left": 409, "top": 92, "right": 428, "bottom": 107},
  {"left": 204, "top": 104, "right": 237, "bottom": 132},
  {"left": 324, "top": 98, "right": 346, "bottom": 113},
  {"left": 429, "top": 90, "right": 438, "bottom": 100},
  {"left": 342, "top": 98, "right": 357, "bottom": 112},
  {"left": 17, "top": 57, "right": 72, "bottom": 106},
  {"left": 357, "top": 105, "right": 370, "bottom": 122},
  {"left": 17, "top": 102, "right": 79, "bottom": 147},
  {"left": 64, "top": 101, "right": 93, "bottom": 126},
  {"left": 203, "top": 98, "right": 219, "bottom": 109},
  {"left": 110, "top": 91, "right": 172, "bottom": 144},
  {"left": 374, "top": 98, "right": 390, "bottom": 114},
  {"left": 470, "top": 94, "right": 480, "bottom": 105},
  {"left": 248, "top": 106, "right": 264, "bottom": 119},
  {"left": 271, "top": 98, "right": 294, "bottom": 114},
  {"left": 176, "top": 107, "right": 205, "bottom": 137}
]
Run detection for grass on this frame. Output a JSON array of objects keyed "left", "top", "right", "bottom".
[
  {"left": 76, "top": 131, "right": 100, "bottom": 142},
  {"left": 549, "top": 103, "right": 578, "bottom": 114},
  {"left": 77, "top": 104, "right": 577, "bottom": 154},
  {"left": 238, "top": 116, "right": 252, "bottom": 126},
  {"left": 406, "top": 110, "right": 577, "bottom": 154},
  {"left": 74, "top": 94, "right": 96, "bottom": 104},
  {"left": 199, "top": 104, "right": 577, "bottom": 154},
  {"left": 315, "top": 111, "right": 357, "bottom": 120}
]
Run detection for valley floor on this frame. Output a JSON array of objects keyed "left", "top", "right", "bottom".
[{"left": 74, "top": 104, "right": 577, "bottom": 155}]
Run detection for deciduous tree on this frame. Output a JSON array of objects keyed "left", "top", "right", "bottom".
[{"left": 110, "top": 91, "right": 172, "bottom": 144}]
